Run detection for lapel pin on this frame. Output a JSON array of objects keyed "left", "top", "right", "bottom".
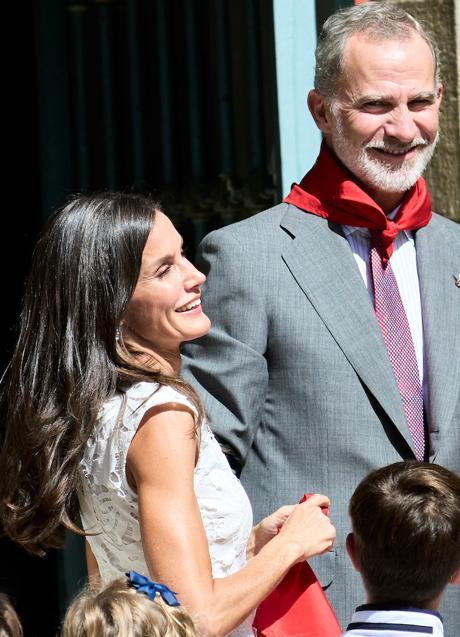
[{"left": 455, "top": 274, "right": 460, "bottom": 288}]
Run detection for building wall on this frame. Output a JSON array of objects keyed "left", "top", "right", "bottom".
[{"left": 393, "top": 0, "right": 460, "bottom": 221}]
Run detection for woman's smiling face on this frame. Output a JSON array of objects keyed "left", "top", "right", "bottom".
[{"left": 121, "top": 211, "right": 211, "bottom": 360}]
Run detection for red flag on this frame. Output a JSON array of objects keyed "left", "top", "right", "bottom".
[{"left": 252, "top": 495, "right": 341, "bottom": 637}]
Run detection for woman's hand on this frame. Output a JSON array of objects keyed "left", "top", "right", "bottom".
[
  {"left": 247, "top": 505, "right": 294, "bottom": 558},
  {"left": 278, "top": 493, "right": 336, "bottom": 561},
  {"left": 248, "top": 495, "right": 335, "bottom": 561}
]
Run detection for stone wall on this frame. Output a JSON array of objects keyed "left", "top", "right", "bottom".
[{"left": 392, "top": 0, "right": 460, "bottom": 221}]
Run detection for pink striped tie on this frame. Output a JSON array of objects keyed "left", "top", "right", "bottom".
[{"left": 370, "top": 242, "right": 426, "bottom": 460}]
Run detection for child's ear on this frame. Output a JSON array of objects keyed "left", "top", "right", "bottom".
[
  {"left": 449, "top": 565, "right": 460, "bottom": 585},
  {"left": 346, "top": 533, "right": 360, "bottom": 572}
]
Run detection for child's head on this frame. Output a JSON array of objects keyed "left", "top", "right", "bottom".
[
  {"left": 347, "top": 461, "right": 460, "bottom": 607},
  {"left": 61, "top": 576, "right": 196, "bottom": 637},
  {"left": 0, "top": 593, "right": 22, "bottom": 637}
]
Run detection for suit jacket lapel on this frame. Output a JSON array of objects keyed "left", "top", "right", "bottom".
[
  {"left": 280, "top": 205, "right": 414, "bottom": 453},
  {"left": 415, "top": 218, "right": 460, "bottom": 459}
]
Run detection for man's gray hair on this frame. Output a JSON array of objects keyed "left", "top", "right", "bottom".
[{"left": 314, "top": 2, "right": 440, "bottom": 98}]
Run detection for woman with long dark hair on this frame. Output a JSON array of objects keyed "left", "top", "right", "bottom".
[{"left": 0, "top": 193, "right": 335, "bottom": 636}]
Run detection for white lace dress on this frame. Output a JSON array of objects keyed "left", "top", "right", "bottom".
[{"left": 78, "top": 381, "right": 254, "bottom": 637}]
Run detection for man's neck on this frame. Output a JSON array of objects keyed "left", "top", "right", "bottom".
[
  {"left": 366, "top": 595, "right": 441, "bottom": 611},
  {"left": 366, "top": 189, "right": 406, "bottom": 215}
]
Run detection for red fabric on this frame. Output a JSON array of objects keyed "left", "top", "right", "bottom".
[
  {"left": 252, "top": 495, "right": 341, "bottom": 637},
  {"left": 283, "top": 141, "right": 432, "bottom": 262}
]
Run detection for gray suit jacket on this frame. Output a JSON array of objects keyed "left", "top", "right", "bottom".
[{"left": 181, "top": 204, "right": 460, "bottom": 633}]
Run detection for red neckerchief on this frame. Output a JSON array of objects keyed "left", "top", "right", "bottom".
[{"left": 283, "top": 141, "right": 432, "bottom": 262}]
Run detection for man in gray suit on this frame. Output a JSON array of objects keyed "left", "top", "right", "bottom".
[{"left": 182, "top": 3, "right": 460, "bottom": 632}]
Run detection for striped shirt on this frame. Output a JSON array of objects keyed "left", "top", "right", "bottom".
[{"left": 342, "top": 604, "right": 444, "bottom": 637}]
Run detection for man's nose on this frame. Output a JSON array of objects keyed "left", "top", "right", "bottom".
[{"left": 384, "top": 106, "right": 419, "bottom": 143}]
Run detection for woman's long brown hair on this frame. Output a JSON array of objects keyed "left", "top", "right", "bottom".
[{"left": 0, "top": 192, "right": 203, "bottom": 556}]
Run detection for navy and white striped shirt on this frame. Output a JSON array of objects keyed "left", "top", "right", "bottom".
[{"left": 342, "top": 604, "right": 444, "bottom": 637}]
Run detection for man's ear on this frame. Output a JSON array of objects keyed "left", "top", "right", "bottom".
[
  {"left": 449, "top": 564, "right": 460, "bottom": 585},
  {"left": 435, "top": 82, "right": 443, "bottom": 108},
  {"left": 307, "top": 90, "right": 334, "bottom": 135},
  {"left": 346, "top": 532, "right": 360, "bottom": 572}
]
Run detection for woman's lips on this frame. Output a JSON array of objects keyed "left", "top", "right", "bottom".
[{"left": 175, "top": 298, "right": 202, "bottom": 313}]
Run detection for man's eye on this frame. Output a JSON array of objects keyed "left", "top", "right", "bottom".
[
  {"left": 364, "top": 102, "right": 386, "bottom": 109},
  {"left": 409, "top": 99, "right": 431, "bottom": 108}
]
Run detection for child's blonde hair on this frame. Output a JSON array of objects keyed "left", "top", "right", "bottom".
[
  {"left": 0, "top": 593, "right": 23, "bottom": 637},
  {"left": 61, "top": 577, "right": 197, "bottom": 637}
]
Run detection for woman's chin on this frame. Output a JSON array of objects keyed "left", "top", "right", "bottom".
[{"left": 181, "top": 315, "right": 212, "bottom": 344}]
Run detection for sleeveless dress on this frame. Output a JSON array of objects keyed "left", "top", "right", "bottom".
[{"left": 78, "top": 381, "right": 254, "bottom": 637}]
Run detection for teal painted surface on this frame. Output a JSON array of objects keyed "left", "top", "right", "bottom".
[
  {"left": 68, "top": 7, "right": 90, "bottom": 192},
  {"left": 127, "top": 0, "right": 145, "bottom": 186},
  {"left": 273, "top": 0, "right": 320, "bottom": 196},
  {"left": 97, "top": 2, "right": 117, "bottom": 189},
  {"left": 184, "top": 0, "right": 203, "bottom": 180},
  {"left": 58, "top": 534, "right": 87, "bottom": 618},
  {"left": 155, "top": 0, "right": 174, "bottom": 185},
  {"left": 34, "top": 0, "right": 73, "bottom": 220},
  {"left": 214, "top": 0, "right": 233, "bottom": 174}
]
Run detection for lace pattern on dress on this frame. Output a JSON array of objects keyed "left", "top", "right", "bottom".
[{"left": 78, "top": 381, "right": 254, "bottom": 637}]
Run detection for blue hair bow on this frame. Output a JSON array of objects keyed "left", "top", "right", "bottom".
[{"left": 126, "top": 570, "right": 180, "bottom": 607}]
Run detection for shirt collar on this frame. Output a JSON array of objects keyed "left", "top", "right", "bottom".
[
  {"left": 342, "top": 205, "right": 414, "bottom": 242},
  {"left": 349, "top": 604, "right": 444, "bottom": 636}
]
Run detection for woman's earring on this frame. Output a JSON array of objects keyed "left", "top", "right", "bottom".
[{"left": 115, "top": 327, "right": 121, "bottom": 343}]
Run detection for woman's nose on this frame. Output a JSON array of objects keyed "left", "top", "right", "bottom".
[{"left": 185, "top": 259, "right": 206, "bottom": 289}]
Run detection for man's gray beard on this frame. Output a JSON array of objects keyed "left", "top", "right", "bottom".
[{"left": 331, "top": 119, "right": 439, "bottom": 194}]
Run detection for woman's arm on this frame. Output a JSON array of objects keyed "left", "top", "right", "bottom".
[
  {"left": 127, "top": 406, "right": 335, "bottom": 637},
  {"left": 85, "top": 540, "right": 101, "bottom": 586}
]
